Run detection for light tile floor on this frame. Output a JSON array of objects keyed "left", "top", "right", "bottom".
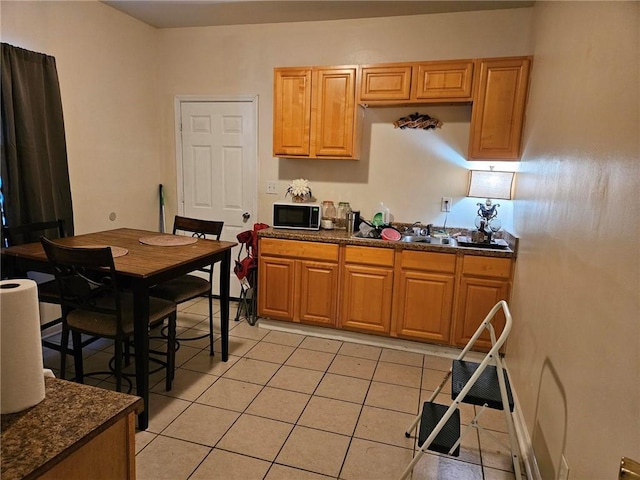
[{"left": 42, "top": 297, "right": 525, "bottom": 480}]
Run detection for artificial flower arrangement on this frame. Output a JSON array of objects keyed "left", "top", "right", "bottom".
[{"left": 286, "top": 178, "right": 312, "bottom": 202}]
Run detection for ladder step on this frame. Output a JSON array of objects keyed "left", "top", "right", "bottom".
[
  {"left": 418, "top": 402, "right": 460, "bottom": 456},
  {"left": 452, "top": 360, "right": 514, "bottom": 411}
]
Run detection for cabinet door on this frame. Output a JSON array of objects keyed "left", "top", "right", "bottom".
[
  {"left": 258, "top": 256, "right": 296, "bottom": 321},
  {"left": 273, "top": 68, "right": 312, "bottom": 156},
  {"left": 360, "top": 65, "right": 412, "bottom": 102},
  {"left": 340, "top": 264, "right": 393, "bottom": 334},
  {"left": 395, "top": 270, "right": 454, "bottom": 343},
  {"left": 312, "top": 67, "right": 357, "bottom": 157},
  {"left": 453, "top": 276, "right": 510, "bottom": 350},
  {"left": 299, "top": 260, "right": 338, "bottom": 326},
  {"left": 468, "top": 57, "right": 531, "bottom": 160},
  {"left": 413, "top": 60, "right": 474, "bottom": 101}
]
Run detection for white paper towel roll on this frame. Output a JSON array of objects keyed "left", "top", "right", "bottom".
[{"left": 1, "top": 279, "right": 46, "bottom": 413}]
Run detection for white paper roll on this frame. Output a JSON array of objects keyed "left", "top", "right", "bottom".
[{"left": 1, "top": 279, "right": 46, "bottom": 413}]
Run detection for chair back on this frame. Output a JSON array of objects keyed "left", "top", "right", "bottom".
[
  {"left": 172, "top": 216, "right": 224, "bottom": 240},
  {"left": 3, "top": 219, "right": 65, "bottom": 246},
  {"left": 40, "top": 237, "right": 123, "bottom": 328},
  {"left": 173, "top": 216, "right": 224, "bottom": 281}
]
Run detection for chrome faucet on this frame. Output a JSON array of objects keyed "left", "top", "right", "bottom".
[{"left": 404, "top": 222, "right": 432, "bottom": 236}]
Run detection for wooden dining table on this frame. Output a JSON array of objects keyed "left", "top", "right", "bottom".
[{"left": 1, "top": 228, "right": 237, "bottom": 430}]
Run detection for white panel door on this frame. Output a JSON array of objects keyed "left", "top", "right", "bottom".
[{"left": 179, "top": 99, "right": 257, "bottom": 298}]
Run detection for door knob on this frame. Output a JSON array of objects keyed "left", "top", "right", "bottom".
[{"left": 242, "top": 212, "right": 251, "bottom": 222}]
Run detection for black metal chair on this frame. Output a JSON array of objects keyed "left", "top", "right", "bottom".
[
  {"left": 41, "top": 237, "right": 178, "bottom": 392},
  {"left": 1, "top": 220, "right": 69, "bottom": 351},
  {"left": 149, "top": 216, "right": 224, "bottom": 355}
]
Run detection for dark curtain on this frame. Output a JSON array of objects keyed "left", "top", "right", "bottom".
[{"left": 1, "top": 43, "right": 74, "bottom": 239}]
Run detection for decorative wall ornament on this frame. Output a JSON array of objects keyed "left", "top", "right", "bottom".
[{"left": 393, "top": 112, "right": 442, "bottom": 130}]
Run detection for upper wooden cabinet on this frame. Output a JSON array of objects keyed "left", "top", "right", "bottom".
[
  {"left": 359, "top": 60, "right": 474, "bottom": 104},
  {"left": 468, "top": 57, "right": 532, "bottom": 160},
  {"left": 360, "top": 64, "right": 412, "bottom": 102},
  {"left": 273, "top": 66, "right": 361, "bottom": 159},
  {"left": 273, "top": 68, "right": 312, "bottom": 156},
  {"left": 413, "top": 60, "right": 474, "bottom": 101}
]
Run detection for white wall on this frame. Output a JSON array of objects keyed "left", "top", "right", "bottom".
[
  {"left": 0, "top": 0, "right": 161, "bottom": 234},
  {"left": 510, "top": 2, "right": 640, "bottom": 478},
  {"left": 156, "top": 9, "right": 532, "bottom": 232}
]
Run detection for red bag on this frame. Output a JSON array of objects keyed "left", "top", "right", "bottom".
[
  {"left": 234, "top": 256, "right": 254, "bottom": 280},
  {"left": 234, "top": 222, "right": 269, "bottom": 280}
]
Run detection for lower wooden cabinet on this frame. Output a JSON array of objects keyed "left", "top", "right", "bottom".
[
  {"left": 340, "top": 246, "right": 394, "bottom": 334},
  {"left": 392, "top": 250, "right": 456, "bottom": 343},
  {"left": 258, "top": 256, "right": 296, "bottom": 321},
  {"left": 258, "top": 237, "right": 515, "bottom": 351},
  {"left": 258, "top": 238, "right": 339, "bottom": 326},
  {"left": 298, "top": 260, "right": 339, "bottom": 326},
  {"left": 452, "top": 255, "right": 513, "bottom": 350}
]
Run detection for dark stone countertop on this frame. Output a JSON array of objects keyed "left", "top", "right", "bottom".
[
  {"left": 1, "top": 377, "right": 143, "bottom": 480},
  {"left": 258, "top": 224, "right": 518, "bottom": 258}
]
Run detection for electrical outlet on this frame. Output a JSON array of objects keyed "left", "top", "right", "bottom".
[
  {"left": 266, "top": 181, "right": 278, "bottom": 195},
  {"left": 558, "top": 455, "right": 570, "bottom": 480},
  {"left": 441, "top": 196, "right": 452, "bottom": 212}
]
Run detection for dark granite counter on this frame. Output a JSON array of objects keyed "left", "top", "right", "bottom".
[
  {"left": 259, "top": 225, "right": 518, "bottom": 258},
  {"left": 1, "top": 377, "right": 143, "bottom": 480}
]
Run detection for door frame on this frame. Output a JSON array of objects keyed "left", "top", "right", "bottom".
[{"left": 174, "top": 95, "right": 259, "bottom": 222}]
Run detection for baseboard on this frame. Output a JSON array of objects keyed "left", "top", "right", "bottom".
[
  {"left": 258, "top": 319, "right": 486, "bottom": 367},
  {"left": 503, "top": 358, "right": 542, "bottom": 480}
]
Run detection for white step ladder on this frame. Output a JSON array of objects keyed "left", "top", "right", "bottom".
[{"left": 399, "top": 300, "right": 522, "bottom": 480}]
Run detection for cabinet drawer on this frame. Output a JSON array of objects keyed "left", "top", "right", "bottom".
[
  {"left": 413, "top": 60, "right": 474, "bottom": 100},
  {"left": 344, "top": 245, "right": 394, "bottom": 267},
  {"left": 360, "top": 65, "right": 412, "bottom": 102},
  {"left": 400, "top": 250, "right": 456, "bottom": 274},
  {"left": 462, "top": 256, "right": 512, "bottom": 279},
  {"left": 260, "top": 238, "right": 339, "bottom": 261}
]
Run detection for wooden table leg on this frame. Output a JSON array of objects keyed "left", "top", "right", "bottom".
[
  {"left": 220, "top": 249, "right": 230, "bottom": 362},
  {"left": 132, "top": 283, "right": 150, "bottom": 430}
]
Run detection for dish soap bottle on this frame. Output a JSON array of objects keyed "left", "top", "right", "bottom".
[{"left": 372, "top": 202, "right": 390, "bottom": 226}]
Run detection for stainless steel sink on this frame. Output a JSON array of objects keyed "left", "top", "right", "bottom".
[{"left": 400, "top": 235, "right": 430, "bottom": 243}]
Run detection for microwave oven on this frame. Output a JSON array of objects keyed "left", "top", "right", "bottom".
[{"left": 272, "top": 202, "right": 321, "bottom": 230}]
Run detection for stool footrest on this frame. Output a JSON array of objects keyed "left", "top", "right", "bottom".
[{"left": 418, "top": 401, "right": 460, "bottom": 456}]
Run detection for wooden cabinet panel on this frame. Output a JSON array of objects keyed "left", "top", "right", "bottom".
[
  {"left": 299, "top": 260, "right": 338, "bottom": 326},
  {"left": 340, "top": 264, "right": 393, "bottom": 334},
  {"left": 393, "top": 250, "right": 456, "bottom": 343},
  {"left": 462, "top": 255, "right": 512, "bottom": 279},
  {"left": 258, "top": 256, "right": 296, "bottom": 321},
  {"left": 360, "top": 65, "right": 412, "bottom": 102},
  {"left": 413, "top": 60, "right": 474, "bottom": 101},
  {"left": 273, "top": 68, "right": 312, "bottom": 156},
  {"left": 395, "top": 270, "right": 454, "bottom": 343},
  {"left": 344, "top": 245, "right": 394, "bottom": 267},
  {"left": 260, "top": 238, "right": 339, "bottom": 261},
  {"left": 453, "top": 276, "right": 510, "bottom": 350},
  {"left": 468, "top": 57, "right": 531, "bottom": 160},
  {"left": 40, "top": 412, "right": 135, "bottom": 480},
  {"left": 400, "top": 250, "right": 456, "bottom": 273},
  {"left": 313, "top": 67, "right": 357, "bottom": 157}
]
